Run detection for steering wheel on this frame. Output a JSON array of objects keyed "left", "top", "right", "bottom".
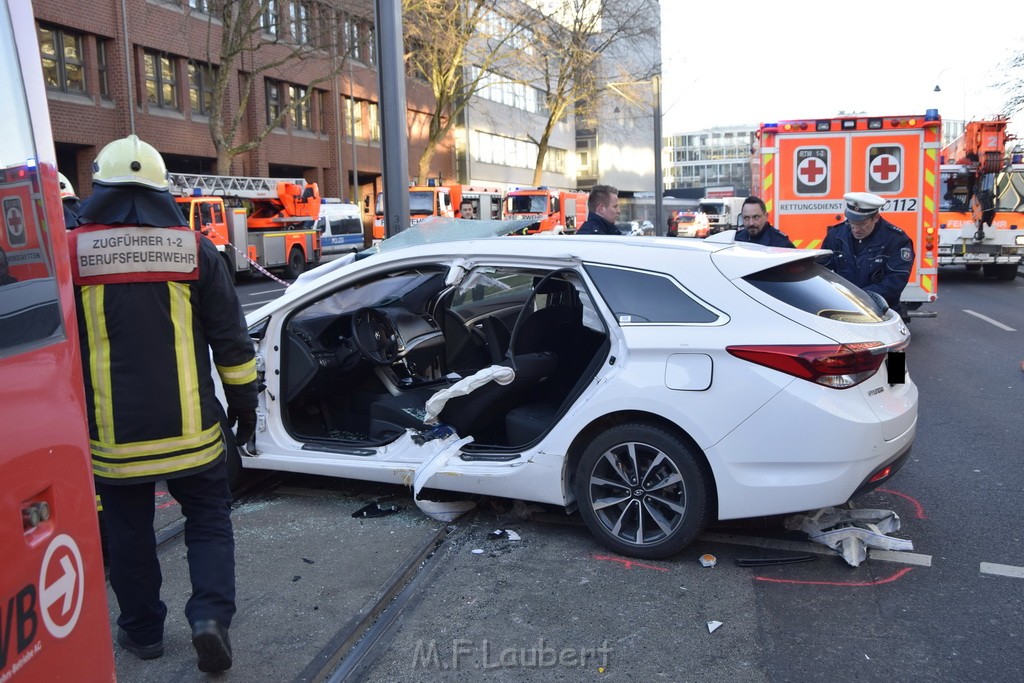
[{"left": 351, "top": 307, "right": 400, "bottom": 365}]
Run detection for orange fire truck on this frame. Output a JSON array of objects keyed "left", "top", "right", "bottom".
[
  {"left": 757, "top": 112, "right": 941, "bottom": 311},
  {"left": 503, "top": 187, "right": 589, "bottom": 234},
  {"left": 371, "top": 184, "right": 504, "bottom": 240},
  {"left": 2, "top": 0, "right": 116, "bottom": 678},
  {"left": 938, "top": 117, "right": 1024, "bottom": 280},
  {"left": 170, "top": 173, "right": 322, "bottom": 279}
]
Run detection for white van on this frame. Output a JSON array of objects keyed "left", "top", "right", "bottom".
[
  {"left": 698, "top": 197, "right": 746, "bottom": 234},
  {"left": 317, "top": 200, "right": 365, "bottom": 254}
]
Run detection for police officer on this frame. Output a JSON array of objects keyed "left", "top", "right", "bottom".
[
  {"left": 735, "top": 196, "right": 794, "bottom": 247},
  {"left": 72, "top": 135, "right": 257, "bottom": 674},
  {"left": 58, "top": 172, "right": 82, "bottom": 228},
  {"left": 576, "top": 184, "right": 622, "bottom": 235},
  {"left": 821, "top": 192, "right": 914, "bottom": 312}
]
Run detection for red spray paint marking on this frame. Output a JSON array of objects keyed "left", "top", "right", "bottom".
[
  {"left": 877, "top": 487, "right": 927, "bottom": 520},
  {"left": 155, "top": 488, "right": 179, "bottom": 510},
  {"left": 593, "top": 554, "right": 669, "bottom": 572},
  {"left": 755, "top": 566, "right": 913, "bottom": 587}
]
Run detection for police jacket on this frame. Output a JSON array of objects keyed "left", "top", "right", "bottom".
[
  {"left": 69, "top": 222, "right": 257, "bottom": 484},
  {"left": 735, "top": 223, "right": 794, "bottom": 248},
  {"left": 576, "top": 212, "right": 621, "bottom": 235},
  {"left": 820, "top": 216, "right": 914, "bottom": 309}
]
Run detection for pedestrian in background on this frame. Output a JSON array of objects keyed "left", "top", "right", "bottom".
[
  {"left": 735, "top": 196, "right": 794, "bottom": 247},
  {"left": 459, "top": 199, "right": 476, "bottom": 219},
  {"left": 59, "top": 171, "right": 82, "bottom": 228},
  {"left": 71, "top": 134, "right": 257, "bottom": 674},
  {"left": 821, "top": 191, "right": 914, "bottom": 313},
  {"left": 576, "top": 184, "right": 622, "bottom": 235}
]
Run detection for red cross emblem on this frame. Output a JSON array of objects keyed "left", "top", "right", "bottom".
[
  {"left": 870, "top": 154, "right": 900, "bottom": 184},
  {"left": 798, "top": 157, "right": 827, "bottom": 186}
]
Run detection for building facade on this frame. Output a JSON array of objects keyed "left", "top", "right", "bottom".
[
  {"left": 34, "top": 0, "right": 452, "bottom": 225},
  {"left": 664, "top": 124, "right": 756, "bottom": 196}
]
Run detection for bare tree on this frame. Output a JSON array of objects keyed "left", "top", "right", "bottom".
[
  {"left": 188, "top": 1, "right": 356, "bottom": 174},
  {"left": 525, "top": 0, "right": 660, "bottom": 187},
  {"left": 999, "top": 46, "right": 1024, "bottom": 119},
  {"left": 402, "top": 0, "right": 527, "bottom": 183}
]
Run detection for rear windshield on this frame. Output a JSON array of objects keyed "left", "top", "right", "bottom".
[{"left": 743, "top": 259, "right": 887, "bottom": 323}]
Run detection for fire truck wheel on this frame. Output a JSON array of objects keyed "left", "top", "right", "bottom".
[
  {"left": 983, "top": 263, "right": 1019, "bottom": 281},
  {"left": 284, "top": 246, "right": 306, "bottom": 279},
  {"left": 965, "top": 264, "right": 982, "bottom": 272}
]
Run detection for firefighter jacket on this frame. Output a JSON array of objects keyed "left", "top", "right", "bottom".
[
  {"left": 69, "top": 222, "right": 257, "bottom": 484},
  {"left": 736, "top": 223, "right": 795, "bottom": 248},
  {"left": 820, "top": 216, "right": 914, "bottom": 309}
]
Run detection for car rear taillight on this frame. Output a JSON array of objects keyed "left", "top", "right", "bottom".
[{"left": 726, "top": 343, "right": 886, "bottom": 389}]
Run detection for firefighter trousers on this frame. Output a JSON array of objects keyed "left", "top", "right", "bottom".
[{"left": 96, "top": 456, "right": 236, "bottom": 645}]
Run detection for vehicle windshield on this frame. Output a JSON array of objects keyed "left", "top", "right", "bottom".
[
  {"left": 409, "top": 191, "right": 435, "bottom": 216},
  {"left": 364, "top": 216, "right": 537, "bottom": 255},
  {"left": 939, "top": 171, "right": 972, "bottom": 211},
  {"left": 699, "top": 202, "right": 723, "bottom": 215},
  {"left": 508, "top": 195, "right": 549, "bottom": 214},
  {"left": 744, "top": 259, "right": 887, "bottom": 322}
]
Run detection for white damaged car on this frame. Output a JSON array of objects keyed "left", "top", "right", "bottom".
[{"left": 226, "top": 219, "right": 916, "bottom": 559}]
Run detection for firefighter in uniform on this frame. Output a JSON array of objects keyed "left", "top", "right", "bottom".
[
  {"left": 58, "top": 171, "right": 82, "bottom": 228},
  {"left": 71, "top": 135, "right": 257, "bottom": 674},
  {"left": 821, "top": 192, "right": 914, "bottom": 313},
  {"left": 736, "top": 196, "right": 794, "bottom": 247}
]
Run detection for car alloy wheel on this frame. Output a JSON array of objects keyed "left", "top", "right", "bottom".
[{"left": 575, "top": 423, "right": 710, "bottom": 559}]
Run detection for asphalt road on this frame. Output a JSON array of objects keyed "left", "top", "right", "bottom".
[{"left": 204, "top": 268, "right": 1024, "bottom": 681}]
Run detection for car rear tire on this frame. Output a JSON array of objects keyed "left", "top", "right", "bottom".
[
  {"left": 284, "top": 246, "right": 306, "bottom": 279},
  {"left": 574, "top": 423, "right": 711, "bottom": 559}
]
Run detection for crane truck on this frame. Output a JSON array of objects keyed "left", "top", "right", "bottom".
[
  {"left": 170, "top": 173, "right": 322, "bottom": 279},
  {"left": 938, "top": 118, "right": 1023, "bottom": 280}
]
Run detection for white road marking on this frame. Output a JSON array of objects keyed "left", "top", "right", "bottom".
[
  {"left": 963, "top": 309, "right": 1016, "bottom": 331},
  {"left": 242, "top": 296, "right": 283, "bottom": 310},
  {"left": 980, "top": 562, "right": 1024, "bottom": 579},
  {"left": 699, "top": 532, "right": 931, "bottom": 567}
]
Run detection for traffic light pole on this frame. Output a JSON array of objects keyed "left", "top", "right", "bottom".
[{"left": 375, "top": 0, "right": 410, "bottom": 237}]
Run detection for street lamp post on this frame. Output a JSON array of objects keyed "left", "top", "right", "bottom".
[{"left": 607, "top": 76, "right": 664, "bottom": 236}]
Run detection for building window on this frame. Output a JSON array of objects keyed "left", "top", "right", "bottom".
[
  {"left": 289, "top": 84, "right": 309, "bottom": 130},
  {"left": 261, "top": 0, "right": 279, "bottom": 36},
  {"left": 346, "top": 97, "right": 362, "bottom": 140},
  {"left": 266, "top": 79, "right": 282, "bottom": 126},
  {"left": 187, "top": 0, "right": 209, "bottom": 13},
  {"left": 38, "top": 25, "right": 85, "bottom": 94},
  {"left": 97, "top": 39, "right": 111, "bottom": 99},
  {"left": 346, "top": 17, "right": 362, "bottom": 63},
  {"left": 188, "top": 61, "right": 216, "bottom": 116},
  {"left": 144, "top": 51, "right": 177, "bottom": 110},
  {"left": 368, "top": 102, "right": 380, "bottom": 141},
  {"left": 364, "top": 22, "right": 376, "bottom": 66},
  {"left": 289, "top": 0, "right": 310, "bottom": 45}
]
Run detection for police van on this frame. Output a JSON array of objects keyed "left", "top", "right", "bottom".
[{"left": 317, "top": 199, "right": 365, "bottom": 254}]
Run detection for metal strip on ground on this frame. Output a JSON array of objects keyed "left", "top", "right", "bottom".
[
  {"left": 295, "top": 523, "right": 454, "bottom": 682},
  {"left": 699, "top": 532, "right": 932, "bottom": 567}
]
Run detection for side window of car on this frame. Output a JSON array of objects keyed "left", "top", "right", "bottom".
[{"left": 585, "top": 264, "right": 720, "bottom": 324}]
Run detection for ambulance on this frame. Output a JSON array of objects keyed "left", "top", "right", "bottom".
[
  {"left": 1, "top": 0, "right": 116, "bottom": 678},
  {"left": 756, "top": 111, "right": 941, "bottom": 310}
]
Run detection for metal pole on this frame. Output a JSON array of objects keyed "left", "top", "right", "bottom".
[
  {"left": 349, "top": 59, "right": 358, "bottom": 206},
  {"left": 653, "top": 75, "right": 664, "bottom": 236},
  {"left": 375, "top": 0, "right": 410, "bottom": 236},
  {"left": 333, "top": 46, "right": 345, "bottom": 200},
  {"left": 119, "top": 0, "right": 135, "bottom": 134}
]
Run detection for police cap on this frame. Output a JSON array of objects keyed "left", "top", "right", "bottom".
[{"left": 844, "top": 192, "right": 885, "bottom": 221}]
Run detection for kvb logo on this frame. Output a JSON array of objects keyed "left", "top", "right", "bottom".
[{"left": 1, "top": 535, "right": 85, "bottom": 670}]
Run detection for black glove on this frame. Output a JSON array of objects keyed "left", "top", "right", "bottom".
[{"left": 228, "top": 406, "right": 257, "bottom": 444}]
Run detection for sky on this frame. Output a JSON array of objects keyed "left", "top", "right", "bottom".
[{"left": 660, "top": 0, "right": 1023, "bottom": 137}]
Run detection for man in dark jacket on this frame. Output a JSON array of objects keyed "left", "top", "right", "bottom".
[
  {"left": 821, "top": 191, "right": 914, "bottom": 310},
  {"left": 72, "top": 135, "right": 257, "bottom": 674},
  {"left": 576, "top": 184, "right": 622, "bottom": 235},
  {"left": 735, "top": 196, "right": 794, "bottom": 247}
]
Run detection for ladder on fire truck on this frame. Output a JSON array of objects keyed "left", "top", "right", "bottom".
[{"left": 168, "top": 172, "right": 310, "bottom": 199}]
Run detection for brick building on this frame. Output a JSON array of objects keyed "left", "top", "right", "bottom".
[{"left": 33, "top": 0, "right": 453, "bottom": 220}]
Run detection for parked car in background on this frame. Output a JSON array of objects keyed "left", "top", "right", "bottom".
[
  {"left": 675, "top": 211, "right": 711, "bottom": 238},
  {"left": 224, "top": 221, "right": 917, "bottom": 559}
]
